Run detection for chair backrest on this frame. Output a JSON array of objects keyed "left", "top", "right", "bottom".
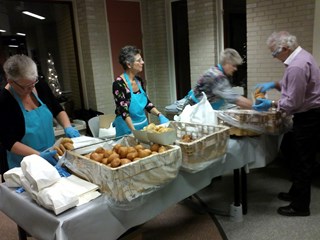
[
  {"left": 88, "top": 116, "right": 100, "bottom": 137},
  {"left": 99, "top": 114, "right": 115, "bottom": 128},
  {"left": 88, "top": 114, "right": 116, "bottom": 138}
]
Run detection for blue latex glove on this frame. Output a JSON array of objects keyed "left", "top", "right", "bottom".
[
  {"left": 255, "top": 82, "right": 275, "bottom": 93},
  {"left": 40, "top": 150, "right": 58, "bottom": 166},
  {"left": 55, "top": 165, "right": 71, "bottom": 177},
  {"left": 253, "top": 98, "right": 272, "bottom": 112},
  {"left": 64, "top": 126, "right": 80, "bottom": 138},
  {"left": 158, "top": 114, "right": 169, "bottom": 124}
]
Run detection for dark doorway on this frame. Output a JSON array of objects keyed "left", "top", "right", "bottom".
[
  {"left": 223, "top": 0, "right": 247, "bottom": 95},
  {"left": 171, "top": 0, "right": 191, "bottom": 100}
]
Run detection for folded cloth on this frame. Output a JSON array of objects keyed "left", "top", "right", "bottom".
[{"left": 3, "top": 167, "right": 24, "bottom": 187}]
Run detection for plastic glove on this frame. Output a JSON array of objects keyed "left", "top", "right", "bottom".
[
  {"left": 255, "top": 82, "right": 275, "bottom": 93},
  {"left": 64, "top": 126, "right": 80, "bottom": 138},
  {"left": 158, "top": 114, "right": 169, "bottom": 124},
  {"left": 55, "top": 165, "right": 71, "bottom": 177},
  {"left": 252, "top": 98, "right": 272, "bottom": 112},
  {"left": 40, "top": 150, "right": 58, "bottom": 166}
]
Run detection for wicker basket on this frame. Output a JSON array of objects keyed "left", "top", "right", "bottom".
[
  {"left": 169, "top": 122, "right": 230, "bottom": 173},
  {"left": 217, "top": 109, "right": 288, "bottom": 134},
  {"left": 63, "top": 136, "right": 182, "bottom": 208},
  {"left": 217, "top": 121, "right": 261, "bottom": 137}
]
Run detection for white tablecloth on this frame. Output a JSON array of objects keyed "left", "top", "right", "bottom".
[{"left": 0, "top": 134, "right": 281, "bottom": 240}]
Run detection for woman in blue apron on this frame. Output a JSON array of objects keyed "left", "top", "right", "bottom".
[
  {"left": 0, "top": 54, "right": 80, "bottom": 169},
  {"left": 7, "top": 87, "right": 56, "bottom": 168},
  {"left": 113, "top": 46, "right": 169, "bottom": 137}
]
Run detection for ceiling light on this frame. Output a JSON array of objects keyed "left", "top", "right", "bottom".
[
  {"left": 0, "top": 29, "right": 6, "bottom": 33},
  {"left": 22, "top": 11, "right": 45, "bottom": 20},
  {"left": 9, "top": 45, "right": 19, "bottom": 48},
  {"left": 16, "top": 32, "right": 26, "bottom": 36}
]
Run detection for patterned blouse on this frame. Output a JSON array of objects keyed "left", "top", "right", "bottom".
[
  {"left": 112, "top": 76, "right": 155, "bottom": 120},
  {"left": 193, "top": 65, "right": 240, "bottom": 104}
]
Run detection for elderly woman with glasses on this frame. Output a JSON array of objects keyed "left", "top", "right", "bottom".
[
  {"left": 112, "top": 45, "right": 169, "bottom": 137},
  {"left": 253, "top": 31, "right": 320, "bottom": 217},
  {"left": 186, "top": 48, "right": 253, "bottom": 109},
  {"left": 0, "top": 54, "right": 80, "bottom": 169}
]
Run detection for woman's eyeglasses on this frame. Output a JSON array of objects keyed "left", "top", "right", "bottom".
[
  {"left": 134, "top": 58, "right": 144, "bottom": 63},
  {"left": 13, "top": 78, "right": 39, "bottom": 90}
]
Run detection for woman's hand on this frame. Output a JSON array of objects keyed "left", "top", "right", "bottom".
[
  {"left": 158, "top": 114, "right": 169, "bottom": 124},
  {"left": 39, "top": 150, "right": 58, "bottom": 166},
  {"left": 64, "top": 126, "right": 80, "bottom": 138},
  {"left": 252, "top": 98, "right": 272, "bottom": 111}
]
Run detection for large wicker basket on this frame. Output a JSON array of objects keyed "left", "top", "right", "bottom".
[
  {"left": 169, "top": 122, "right": 230, "bottom": 173},
  {"left": 217, "top": 109, "right": 290, "bottom": 135}
]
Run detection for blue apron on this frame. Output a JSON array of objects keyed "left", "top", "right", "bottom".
[
  {"left": 115, "top": 73, "right": 148, "bottom": 137},
  {"left": 7, "top": 87, "right": 55, "bottom": 169}
]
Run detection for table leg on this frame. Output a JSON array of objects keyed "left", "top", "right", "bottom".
[
  {"left": 17, "top": 225, "right": 27, "bottom": 240},
  {"left": 241, "top": 167, "right": 247, "bottom": 215},
  {"left": 233, "top": 169, "right": 241, "bottom": 206},
  {"left": 233, "top": 167, "right": 248, "bottom": 215}
]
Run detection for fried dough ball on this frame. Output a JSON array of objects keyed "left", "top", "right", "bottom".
[
  {"left": 150, "top": 143, "right": 160, "bottom": 152},
  {"left": 54, "top": 146, "right": 63, "bottom": 156},
  {"left": 95, "top": 147, "right": 105, "bottom": 154},
  {"left": 127, "top": 151, "right": 139, "bottom": 160},
  {"left": 158, "top": 146, "right": 167, "bottom": 153},
  {"left": 110, "top": 158, "right": 121, "bottom": 168},
  {"left": 61, "top": 137, "right": 73, "bottom": 145},
  {"left": 254, "top": 88, "right": 265, "bottom": 100},
  {"left": 64, "top": 142, "right": 74, "bottom": 150},
  {"left": 181, "top": 134, "right": 192, "bottom": 142},
  {"left": 120, "top": 158, "right": 131, "bottom": 165},
  {"left": 112, "top": 144, "right": 122, "bottom": 153},
  {"left": 103, "top": 149, "right": 113, "bottom": 158},
  {"left": 90, "top": 152, "right": 103, "bottom": 162},
  {"left": 118, "top": 146, "right": 128, "bottom": 158}
]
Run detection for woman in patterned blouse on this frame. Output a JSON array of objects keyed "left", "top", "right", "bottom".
[
  {"left": 112, "top": 45, "right": 169, "bottom": 137},
  {"left": 188, "top": 48, "right": 253, "bottom": 110}
]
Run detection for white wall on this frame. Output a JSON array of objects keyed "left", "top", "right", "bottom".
[{"left": 246, "top": 0, "right": 315, "bottom": 101}]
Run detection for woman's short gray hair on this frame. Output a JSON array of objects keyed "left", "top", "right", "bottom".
[
  {"left": 219, "top": 48, "right": 243, "bottom": 65},
  {"left": 266, "top": 31, "right": 298, "bottom": 51},
  {"left": 118, "top": 45, "right": 141, "bottom": 70},
  {"left": 3, "top": 54, "right": 38, "bottom": 82}
]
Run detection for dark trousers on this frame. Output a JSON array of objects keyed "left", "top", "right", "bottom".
[{"left": 289, "top": 108, "right": 320, "bottom": 211}]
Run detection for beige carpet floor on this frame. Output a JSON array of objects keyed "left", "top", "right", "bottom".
[{"left": 118, "top": 201, "right": 225, "bottom": 240}]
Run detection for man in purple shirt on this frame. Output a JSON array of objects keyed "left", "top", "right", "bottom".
[{"left": 253, "top": 31, "right": 320, "bottom": 217}]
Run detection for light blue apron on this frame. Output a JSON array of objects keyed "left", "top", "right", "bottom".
[
  {"left": 114, "top": 73, "right": 148, "bottom": 137},
  {"left": 7, "top": 87, "right": 55, "bottom": 168}
]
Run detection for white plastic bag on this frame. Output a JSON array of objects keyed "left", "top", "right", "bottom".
[
  {"left": 176, "top": 92, "right": 218, "bottom": 126},
  {"left": 99, "top": 122, "right": 116, "bottom": 139}
]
